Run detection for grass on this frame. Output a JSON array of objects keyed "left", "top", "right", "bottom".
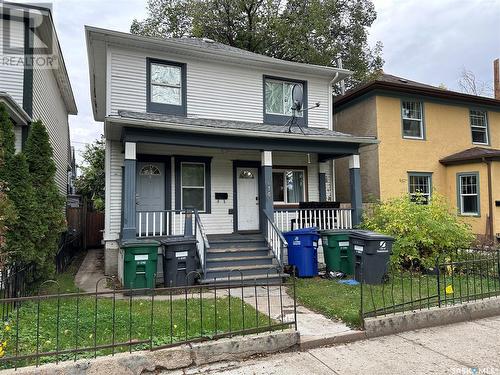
[
  {"left": 293, "top": 268, "right": 500, "bottom": 329},
  {"left": 0, "top": 255, "right": 276, "bottom": 369}
]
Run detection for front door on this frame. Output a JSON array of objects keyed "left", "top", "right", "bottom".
[
  {"left": 236, "top": 167, "right": 260, "bottom": 231},
  {"left": 136, "top": 162, "right": 166, "bottom": 235}
]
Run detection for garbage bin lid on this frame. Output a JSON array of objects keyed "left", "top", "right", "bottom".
[
  {"left": 160, "top": 236, "right": 197, "bottom": 245},
  {"left": 284, "top": 227, "right": 319, "bottom": 236},
  {"left": 350, "top": 230, "right": 394, "bottom": 241},
  {"left": 120, "top": 238, "right": 160, "bottom": 247},
  {"left": 319, "top": 229, "right": 354, "bottom": 236}
]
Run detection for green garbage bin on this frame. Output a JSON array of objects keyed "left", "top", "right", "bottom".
[
  {"left": 321, "top": 230, "right": 354, "bottom": 275},
  {"left": 121, "top": 239, "right": 160, "bottom": 290}
]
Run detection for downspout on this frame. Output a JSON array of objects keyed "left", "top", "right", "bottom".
[
  {"left": 485, "top": 158, "right": 494, "bottom": 241},
  {"left": 329, "top": 73, "right": 339, "bottom": 201}
]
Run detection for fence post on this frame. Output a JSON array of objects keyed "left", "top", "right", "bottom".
[{"left": 435, "top": 256, "right": 441, "bottom": 308}]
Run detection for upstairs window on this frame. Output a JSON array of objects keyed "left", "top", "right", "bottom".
[
  {"left": 469, "top": 110, "right": 489, "bottom": 145},
  {"left": 401, "top": 100, "right": 424, "bottom": 139},
  {"left": 408, "top": 173, "right": 431, "bottom": 204},
  {"left": 458, "top": 173, "right": 480, "bottom": 216},
  {"left": 147, "top": 58, "right": 186, "bottom": 116},
  {"left": 264, "top": 76, "right": 307, "bottom": 126}
]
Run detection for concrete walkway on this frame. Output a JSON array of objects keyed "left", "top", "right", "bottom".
[{"left": 74, "top": 250, "right": 356, "bottom": 343}]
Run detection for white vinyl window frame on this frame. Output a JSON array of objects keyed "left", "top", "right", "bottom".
[
  {"left": 469, "top": 109, "right": 489, "bottom": 145},
  {"left": 180, "top": 162, "right": 206, "bottom": 212},
  {"left": 458, "top": 173, "right": 480, "bottom": 216},
  {"left": 150, "top": 62, "right": 183, "bottom": 106},
  {"left": 401, "top": 100, "right": 424, "bottom": 140},
  {"left": 408, "top": 173, "right": 432, "bottom": 204},
  {"left": 272, "top": 169, "right": 306, "bottom": 205},
  {"left": 264, "top": 79, "right": 304, "bottom": 117}
]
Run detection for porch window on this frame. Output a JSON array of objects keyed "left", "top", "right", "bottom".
[
  {"left": 408, "top": 173, "right": 431, "bottom": 204},
  {"left": 401, "top": 100, "right": 424, "bottom": 139},
  {"left": 263, "top": 76, "right": 307, "bottom": 126},
  {"left": 272, "top": 169, "right": 305, "bottom": 204},
  {"left": 147, "top": 58, "right": 186, "bottom": 116},
  {"left": 469, "top": 110, "right": 489, "bottom": 145},
  {"left": 458, "top": 173, "right": 480, "bottom": 216},
  {"left": 175, "top": 156, "right": 212, "bottom": 213}
]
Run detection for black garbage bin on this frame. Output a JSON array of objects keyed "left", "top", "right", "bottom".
[
  {"left": 350, "top": 230, "right": 394, "bottom": 285},
  {"left": 161, "top": 236, "right": 198, "bottom": 287}
]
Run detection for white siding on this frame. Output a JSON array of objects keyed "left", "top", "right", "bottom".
[
  {"left": 32, "top": 66, "right": 70, "bottom": 196},
  {"left": 13, "top": 125, "right": 22, "bottom": 152},
  {"left": 108, "top": 46, "right": 331, "bottom": 129},
  {"left": 107, "top": 143, "right": 320, "bottom": 236},
  {"left": 0, "top": 19, "right": 25, "bottom": 106}
]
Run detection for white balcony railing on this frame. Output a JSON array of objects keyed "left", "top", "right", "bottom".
[
  {"left": 273, "top": 208, "right": 353, "bottom": 233},
  {"left": 137, "top": 210, "right": 192, "bottom": 237}
]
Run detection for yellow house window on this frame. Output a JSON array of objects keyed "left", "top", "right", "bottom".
[
  {"left": 469, "top": 110, "right": 489, "bottom": 145},
  {"left": 402, "top": 101, "right": 424, "bottom": 139}
]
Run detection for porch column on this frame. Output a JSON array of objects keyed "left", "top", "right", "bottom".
[
  {"left": 319, "top": 162, "right": 329, "bottom": 202},
  {"left": 260, "top": 150, "right": 273, "bottom": 229},
  {"left": 122, "top": 142, "right": 137, "bottom": 240},
  {"left": 349, "top": 154, "right": 362, "bottom": 226}
]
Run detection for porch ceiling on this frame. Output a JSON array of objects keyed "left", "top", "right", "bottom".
[{"left": 106, "top": 111, "right": 377, "bottom": 156}]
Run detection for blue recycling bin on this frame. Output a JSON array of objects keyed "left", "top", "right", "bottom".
[{"left": 283, "top": 227, "right": 320, "bottom": 277}]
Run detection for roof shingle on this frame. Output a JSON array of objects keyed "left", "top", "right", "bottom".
[{"left": 439, "top": 147, "right": 500, "bottom": 164}]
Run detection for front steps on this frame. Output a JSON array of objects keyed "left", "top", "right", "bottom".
[{"left": 201, "top": 234, "right": 286, "bottom": 285}]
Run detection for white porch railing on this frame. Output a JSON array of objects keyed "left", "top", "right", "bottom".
[
  {"left": 263, "top": 211, "right": 287, "bottom": 267},
  {"left": 273, "top": 208, "right": 353, "bottom": 232},
  {"left": 137, "top": 210, "right": 192, "bottom": 237},
  {"left": 194, "top": 209, "right": 210, "bottom": 273}
]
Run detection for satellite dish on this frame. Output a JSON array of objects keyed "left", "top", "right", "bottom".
[{"left": 292, "top": 84, "right": 303, "bottom": 112}]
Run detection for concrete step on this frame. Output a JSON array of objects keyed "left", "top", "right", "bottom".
[
  {"left": 206, "top": 247, "right": 271, "bottom": 259},
  {"left": 200, "top": 273, "right": 287, "bottom": 286},
  {"left": 206, "top": 255, "right": 275, "bottom": 268},
  {"left": 205, "top": 264, "right": 280, "bottom": 279},
  {"left": 208, "top": 238, "right": 268, "bottom": 250}
]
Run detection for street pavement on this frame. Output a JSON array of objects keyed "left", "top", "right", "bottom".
[{"left": 168, "top": 315, "right": 500, "bottom": 375}]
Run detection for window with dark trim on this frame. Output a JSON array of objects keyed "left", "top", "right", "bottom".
[
  {"left": 272, "top": 168, "right": 306, "bottom": 204},
  {"left": 263, "top": 76, "right": 307, "bottom": 126},
  {"left": 457, "top": 173, "right": 480, "bottom": 216},
  {"left": 175, "top": 156, "right": 211, "bottom": 213},
  {"left": 146, "top": 58, "right": 187, "bottom": 116},
  {"left": 401, "top": 100, "right": 424, "bottom": 139},
  {"left": 469, "top": 109, "right": 489, "bottom": 145},
  {"left": 408, "top": 172, "right": 432, "bottom": 204}
]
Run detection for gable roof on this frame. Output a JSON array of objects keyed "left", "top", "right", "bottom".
[
  {"left": 0, "top": 91, "right": 32, "bottom": 125},
  {"left": 85, "top": 26, "right": 351, "bottom": 121},
  {"left": 439, "top": 147, "right": 500, "bottom": 165},
  {"left": 334, "top": 73, "right": 500, "bottom": 111}
]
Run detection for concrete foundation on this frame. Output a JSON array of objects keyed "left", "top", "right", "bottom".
[{"left": 104, "top": 240, "right": 119, "bottom": 276}]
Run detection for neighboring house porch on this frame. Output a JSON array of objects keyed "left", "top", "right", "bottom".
[{"left": 105, "top": 111, "right": 377, "bottom": 283}]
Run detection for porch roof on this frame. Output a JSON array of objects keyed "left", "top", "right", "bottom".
[
  {"left": 439, "top": 147, "right": 500, "bottom": 165},
  {"left": 107, "top": 110, "right": 378, "bottom": 156}
]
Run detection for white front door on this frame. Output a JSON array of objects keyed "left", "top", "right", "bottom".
[
  {"left": 136, "top": 162, "right": 165, "bottom": 235},
  {"left": 237, "top": 167, "right": 260, "bottom": 231}
]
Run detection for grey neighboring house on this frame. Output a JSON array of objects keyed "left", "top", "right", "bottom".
[
  {"left": 86, "top": 26, "right": 376, "bottom": 284},
  {"left": 0, "top": 2, "right": 77, "bottom": 197}
]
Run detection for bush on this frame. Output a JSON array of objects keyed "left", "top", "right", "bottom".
[{"left": 362, "top": 193, "right": 475, "bottom": 268}]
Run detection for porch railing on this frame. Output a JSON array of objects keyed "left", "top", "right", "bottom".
[
  {"left": 194, "top": 209, "right": 210, "bottom": 273},
  {"left": 274, "top": 208, "right": 353, "bottom": 232},
  {"left": 263, "top": 210, "right": 287, "bottom": 267},
  {"left": 137, "top": 210, "right": 192, "bottom": 237}
]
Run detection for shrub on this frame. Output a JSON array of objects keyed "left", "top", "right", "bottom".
[{"left": 362, "top": 193, "right": 475, "bottom": 268}]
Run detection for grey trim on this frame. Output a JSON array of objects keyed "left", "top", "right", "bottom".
[
  {"left": 400, "top": 98, "right": 425, "bottom": 140},
  {"left": 136, "top": 154, "right": 172, "bottom": 211},
  {"left": 456, "top": 171, "right": 481, "bottom": 217},
  {"left": 123, "top": 127, "right": 363, "bottom": 155},
  {"left": 146, "top": 58, "right": 187, "bottom": 116},
  {"left": 174, "top": 156, "right": 212, "bottom": 213},
  {"left": 469, "top": 108, "right": 491, "bottom": 146},
  {"left": 232, "top": 160, "right": 262, "bottom": 233},
  {"left": 319, "top": 173, "right": 327, "bottom": 202},
  {"left": 407, "top": 172, "right": 433, "bottom": 201},
  {"left": 261, "top": 165, "right": 274, "bottom": 232},
  {"left": 122, "top": 159, "right": 137, "bottom": 240},
  {"left": 23, "top": 12, "right": 33, "bottom": 117},
  {"left": 349, "top": 166, "right": 362, "bottom": 226},
  {"left": 263, "top": 75, "right": 308, "bottom": 126}
]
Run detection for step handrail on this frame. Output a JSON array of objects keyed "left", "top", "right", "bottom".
[
  {"left": 263, "top": 210, "right": 287, "bottom": 268},
  {"left": 194, "top": 209, "right": 210, "bottom": 274}
]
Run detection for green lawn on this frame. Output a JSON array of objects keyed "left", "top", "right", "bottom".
[{"left": 293, "top": 270, "right": 500, "bottom": 329}]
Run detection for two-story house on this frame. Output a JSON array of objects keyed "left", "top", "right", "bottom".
[
  {"left": 334, "top": 73, "right": 500, "bottom": 242},
  {"left": 85, "top": 26, "right": 377, "bottom": 283},
  {"left": 0, "top": 2, "right": 77, "bottom": 197}
]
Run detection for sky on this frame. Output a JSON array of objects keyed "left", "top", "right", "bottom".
[{"left": 35, "top": 0, "right": 500, "bottom": 165}]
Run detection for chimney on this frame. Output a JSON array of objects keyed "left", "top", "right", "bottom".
[{"left": 495, "top": 58, "right": 500, "bottom": 100}]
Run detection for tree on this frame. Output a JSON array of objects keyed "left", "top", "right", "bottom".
[
  {"left": 131, "top": 0, "right": 384, "bottom": 87},
  {"left": 24, "top": 120, "right": 66, "bottom": 276},
  {"left": 75, "top": 136, "right": 105, "bottom": 211},
  {"left": 458, "top": 68, "right": 493, "bottom": 97}
]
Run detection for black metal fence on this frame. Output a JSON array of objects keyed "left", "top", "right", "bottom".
[
  {"left": 361, "top": 249, "right": 500, "bottom": 319},
  {"left": 0, "top": 269, "right": 296, "bottom": 370},
  {"left": 0, "top": 263, "right": 36, "bottom": 320},
  {"left": 55, "top": 230, "right": 83, "bottom": 274}
]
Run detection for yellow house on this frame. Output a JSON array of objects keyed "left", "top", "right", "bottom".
[{"left": 333, "top": 73, "right": 500, "bottom": 241}]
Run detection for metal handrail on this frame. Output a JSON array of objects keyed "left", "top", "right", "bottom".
[
  {"left": 263, "top": 210, "right": 287, "bottom": 268},
  {"left": 194, "top": 209, "right": 210, "bottom": 273}
]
